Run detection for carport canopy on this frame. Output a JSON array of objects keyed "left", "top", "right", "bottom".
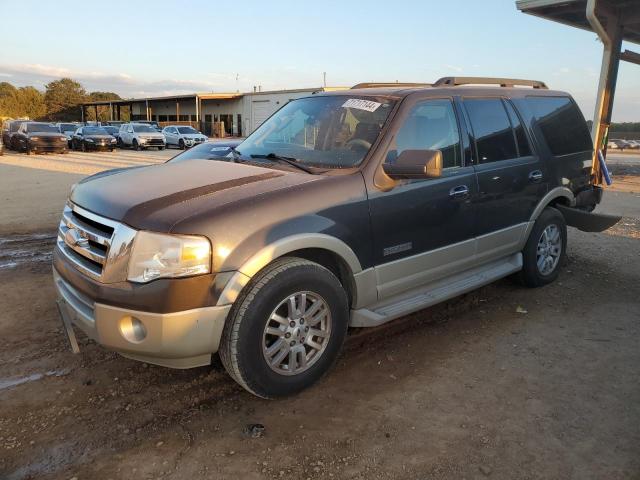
[{"left": 517, "top": 0, "right": 640, "bottom": 185}]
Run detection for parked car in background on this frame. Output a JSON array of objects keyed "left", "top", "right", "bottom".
[
  {"left": 102, "top": 125, "right": 120, "bottom": 142},
  {"left": 12, "top": 122, "right": 68, "bottom": 154},
  {"left": 118, "top": 123, "right": 166, "bottom": 150},
  {"left": 168, "top": 139, "right": 243, "bottom": 160},
  {"left": 57, "top": 122, "right": 80, "bottom": 147},
  {"left": 2, "top": 119, "right": 30, "bottom": 150},
  {"left": 162, "top": 125, "right": 208, "bottom": 149},
  {"left": 624, "top": 140, "right": 640, "bottom": 149},
  {"left": 72, "top": 126, "right": 117, "bottom": 152},
  {"left": 608, "top": 139, "right": 632, "bottom": 150},
  {"left": 53, "top": 78, "right": 620, "bottom": 398}
]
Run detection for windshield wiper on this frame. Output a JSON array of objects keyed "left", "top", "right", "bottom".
[
  {"left": 230, "top": 146, "right": 242, "bottom": 161},
  {"left": 250, "top": 153, "right": 315, "bottom": 174}
]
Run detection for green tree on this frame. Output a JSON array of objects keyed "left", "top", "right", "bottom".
[
  {"left": 86, "top": 91, "right": 121, "bottom": 122},
  {"left": 0, "top": 81, "right": 18, "bottom": 118},
  {"left": 44, "top": 77, "right": 86, "bottom": 120},
  {"left": 15, "top": 86, "right": 46, "bottom": 119}
]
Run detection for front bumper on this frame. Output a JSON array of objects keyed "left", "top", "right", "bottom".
[
  {"left": 30, "top": 143, "right": 67, "bottom": 153},
  {"left": 53, "top": 268, "right": 231, "bottom": 368},
  {"left": 86, "top": 141, "right": 116, "bottom": 150}
]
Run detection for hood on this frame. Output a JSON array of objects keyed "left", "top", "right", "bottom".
[{"left": 70, "top": 159, "right": 321, "bottom": 232}]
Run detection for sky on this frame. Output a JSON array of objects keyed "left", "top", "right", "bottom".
[{"left": 0, "top": 0, "right": 638, "bottom": 121}]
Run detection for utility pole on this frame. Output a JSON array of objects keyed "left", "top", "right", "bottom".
[{"left": 323, "top": 71, "right": 327, "bottom": 87}]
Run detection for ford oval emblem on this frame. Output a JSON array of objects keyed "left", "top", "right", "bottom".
[{"left": 65, "top": 228, "right": 89, "bottom": 248}]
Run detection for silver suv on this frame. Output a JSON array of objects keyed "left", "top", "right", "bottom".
[
  {"left": 118, "top": 123, "right": 166, "bottom": 150},
  {"left": 162, "top": 125, "right": 207, "bottom": 149}
]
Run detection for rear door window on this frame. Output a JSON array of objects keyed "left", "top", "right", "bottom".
[
  {"left": 525, "top": 96, "right": 592, "bottom": 156},
  {"left": 464, "top": 98, "right": 518, "bottom": 163},
  {"left": 503, "top": 100, "right": 532, "bottom": 157}
]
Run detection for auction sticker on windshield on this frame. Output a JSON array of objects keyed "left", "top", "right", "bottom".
[{"left": 342, "top": 98, "right": 382, "bottom": 112}]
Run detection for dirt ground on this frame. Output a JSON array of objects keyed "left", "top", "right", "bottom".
[{"left": 0, "top": 150, "right": 639, "bottom": 480}]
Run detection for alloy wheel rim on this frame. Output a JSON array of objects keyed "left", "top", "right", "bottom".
[
  {"left": 262, "top": 291, "right": 332, "bottom": 376},
  {"left": 536, "top": 224, "right": 562, "bottom": 275}
]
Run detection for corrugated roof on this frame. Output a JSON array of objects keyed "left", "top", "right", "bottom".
[{"left": 516, "top": 0, "right": 640, "bottom": 45}]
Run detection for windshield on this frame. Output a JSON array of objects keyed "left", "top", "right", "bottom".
[
  {"left": 236, "top": 95, "right": 395, "bottom": 168},
  {"left": 27, "top": 123, "right": 59, "bottom": 133},
  {"left": 133, "top": 125, "right": 157, "bottom": 133},
  {"left": 84, "top": 127, "right": 109, "bottom": 135},
  {"left": 60, "top": 124, "right": 76, "bottom": 131},
  {"left": 177, "top": 126, "right": 198, "bottom": 134},
  {"left": 103, "top": 126, "right": 118, "bottom": 134}
]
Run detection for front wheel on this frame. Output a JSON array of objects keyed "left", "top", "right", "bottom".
[
  {"left": 219, "top": 257, "right": 349, "bottom": 398},
  {"left": 132, "top": 139, "right": 140, "bottom": 151},
  {"left": 519, "top": 207, "right": 567, "bottom": 287},
  {"left": 25, "top": 142, "right": 31, "bottom": 155}
]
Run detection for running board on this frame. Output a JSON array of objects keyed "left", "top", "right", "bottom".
[{"left": 350, "top": 253, "right": 522, "bottom": 327}]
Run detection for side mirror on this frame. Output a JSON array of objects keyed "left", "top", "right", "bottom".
[{"left": 383, "top": 149, "right": 443, "bottom": 179}]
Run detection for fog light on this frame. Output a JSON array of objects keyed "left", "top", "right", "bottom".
[{"left": 119, "top": 316, "right": 147, "bottom": 343}]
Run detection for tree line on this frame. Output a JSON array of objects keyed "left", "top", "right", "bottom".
[{"left": 0, "top": 78, "right": 127, "bottom": 123}]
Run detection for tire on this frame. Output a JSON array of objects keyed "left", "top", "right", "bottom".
[
  {"left": 117, "top": 137, "right": 123, "bottom": 148},
  {"left": 219, "top": 257, "right": 349, "bottom": 398},
  {"left": 518, "top": 207, "right": 567, "bottom": 288},
  {"left": 158, "top": 146, "right": 164, "bottom": 151},
  {"left": 81, "top": 142, "right": 86, "bottom": 152},
  {"left": 25, "top": 142, "right": 31, "bottom": 155},
  {"left": 133, "top": 139, "right": 139, "bottom": 151},
  {"left": 179, "top": 139, "right": 185, "bottom": 150}
]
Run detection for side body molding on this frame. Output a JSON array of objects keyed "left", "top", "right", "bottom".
[{"left": 217, "top": 234, "right": 373, "bottom": 306}]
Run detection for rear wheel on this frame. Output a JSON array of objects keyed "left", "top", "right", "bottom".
[
  {"left": 219, "top": 257, "right": 349, "bottom": 398},
  {"left": 519, "top": 207, "right": 567, "bottom": 287}
]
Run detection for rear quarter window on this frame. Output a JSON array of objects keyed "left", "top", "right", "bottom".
[{"left": 526, "top": 96, "right": 592, "bottom": 156}]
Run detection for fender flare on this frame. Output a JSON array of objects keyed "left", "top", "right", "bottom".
[
  {"left": 217, "top": 233, "right": 363, "bottom": 306},
  {"left": 520, "top": 186, "right": 575, "bottom": 248}
]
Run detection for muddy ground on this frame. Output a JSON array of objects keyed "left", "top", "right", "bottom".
[{"left": 0, "top": 152, "right": 639, "bottom": 479}]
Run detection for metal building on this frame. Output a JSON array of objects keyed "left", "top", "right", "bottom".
[{"left": 81, "top": 87, "right": 345, "bottom": 137}]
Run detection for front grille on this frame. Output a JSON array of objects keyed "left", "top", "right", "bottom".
[
  {"left": 144, "top": 138, "right": 164, "bottom": 146},
  {"left": 57, "top": 204, "right": 118, "bottom": 281}
]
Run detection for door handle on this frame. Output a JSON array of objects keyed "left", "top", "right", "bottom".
[
  {"left": 449, "top": 185, "right": 469, "bottom": 199},
  {"left": 529, "top": 170, "right": 543, "bottom": 183}
]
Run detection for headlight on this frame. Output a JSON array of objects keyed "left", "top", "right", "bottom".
[
  {"left": 31, "top": 136, "right": 39, "bottom": 141},
  {"left": 127, "top": 231, "right": 211, "bottom": 283},
  {"left": 139, "top": 137, "right": 147, "bottom": 143},
  {"left": 110, "top": 138, "right": 116, "bottom": 143},
  {"left": 86, "top": 138, "right": 95, "bottom": 143}
]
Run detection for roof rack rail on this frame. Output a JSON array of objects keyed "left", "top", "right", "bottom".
[
  {"left": 433, "top": 76, "right": 548, "bottom": 89},
  {"left": 351, "top": 82, "right": 432, "bottom": 89}
]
